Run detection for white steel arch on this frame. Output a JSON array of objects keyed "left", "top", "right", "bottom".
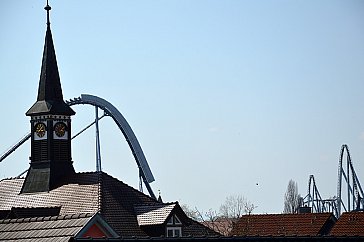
[{"left": 66, "top": 94, "right": 156, "bottom": 199}]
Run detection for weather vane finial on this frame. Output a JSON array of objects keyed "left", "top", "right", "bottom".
[{"left": 44, "top": 0, "right": 51, "bottom": 26}]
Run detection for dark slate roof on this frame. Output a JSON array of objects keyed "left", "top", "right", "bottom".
[
  {"left": 0, "top": 213, "right": 94, "bottom": 242},
  {"left": 26, "top": 24, "right": 75, "bottom": 116},
  {"left": 330, "top": 211, "right": 364, "bottom": 236},
  {"left": 230, "top": 213, "right": 337, "bottom": 236},
  {"left": 0, "top": 173, "right": 99, "bottom": 215},
  {"left": 0, "top": 172, "right": 216, "bottom": 238},
  {"left": 97, "top": 172, "right": 159, "bottom": 237},
  {"left": 0, "top": 172, "right": 157, "bottom": 237},
  {"left": 0, "top": 172, "right": 215, "bottom": 238}
]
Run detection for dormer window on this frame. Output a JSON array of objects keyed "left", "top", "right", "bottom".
[{"left": 166, "top": 215, "right": 182, "bottom": 237}]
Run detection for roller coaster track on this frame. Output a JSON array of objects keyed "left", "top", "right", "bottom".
[
  {"left": 337, "top": 144, "right": 364, "bottom": 215},
  {"left": 303, "top": 175, "right": 338, "bottom": 215},
  {"left": 303, "top": 144, "right": 363, "bottom": 217},
  {"left": 0, "top": 94, "right": 156, "bottom": 199}
]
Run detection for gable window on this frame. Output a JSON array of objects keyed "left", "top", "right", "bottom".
[{"left": 166, "top": 215, "right": 182, "bottom": 237}]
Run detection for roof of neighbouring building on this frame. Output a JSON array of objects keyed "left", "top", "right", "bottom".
[
  {"left": 330, "top": 211, "right": 364, "bottom": 236},
  {"left": 202, "top": 218, "right": 237, "bottom": 236},
  {"left": 230, "top": 213, "right": 337, "bottom": 236}
]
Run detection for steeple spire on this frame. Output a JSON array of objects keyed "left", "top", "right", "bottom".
[{"left": 26, "top": 0, "right": 75, "bottom": 116}]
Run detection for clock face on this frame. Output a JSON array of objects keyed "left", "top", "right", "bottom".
[
  {"left": 35, "top": 123, "right": 47, "bottom": 138},
  {"left": 54, "top": 122, "right": 67, "bottom": 137}
]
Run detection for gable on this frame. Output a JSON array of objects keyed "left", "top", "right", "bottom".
[
  {"left": 81, "top": 224, "right": 107, "bottom": 238},
  {"left": 76, "top": 213, "right": 119, "bottom": 238}
]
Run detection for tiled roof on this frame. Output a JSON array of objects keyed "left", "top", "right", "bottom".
[
  {"left": 97, "top": 172, "right": 159, "bottom": 237},
  {"left": 135, "top": 203, "right": 176, "bottom": 226},
  {"left": 0, "top": 172, "right": 157, "bottom": 237},
  {"left": 330, "top": 211, "right": 364, "bottom": 236},
  {"left": 0, "top": 213, "right": 93, "bottom": 242},
  {"left": 0, "top": 171, "right": 215, "bottom": 238},
  {"left": 230, "top": 213, "right": 336, "bottom": 236},
  {"left": 0, "top": 174, "right": 99, "bottom": 215}
]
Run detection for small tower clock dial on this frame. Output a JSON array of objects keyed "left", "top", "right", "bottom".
[
  {"left": 35, "top": 122, "right": 46, "bottom": 138},
  {"left": 54, "top": 122, "right": 67, "bottom": 137}
]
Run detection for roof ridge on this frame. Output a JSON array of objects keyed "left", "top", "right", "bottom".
[
  {"left": 0, "top": 212, "right": 95, "bottom": 224},
  {"left": 75, "top": 171, "right": 100, "bottom": 175},
  {"left": 134, "top": 202, "right": 177, "bottom": 208},
  {"left": 0, "top": 177, "right": 25, "bottom": 181},
  {"left": 10, "top": 206, "right": 60, "bottom": 209}
]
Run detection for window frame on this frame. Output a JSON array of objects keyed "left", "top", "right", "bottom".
[
  {"left": 166, "top": 226, "right": 182, "bottom": 237},
  {"left": 166, "top": 214, "right": 183, "bottom": 237}
]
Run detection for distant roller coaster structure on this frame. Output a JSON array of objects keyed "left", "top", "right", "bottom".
[
  {"left": 303, "top": 144, "right": 364, "bottom": 218},
  {"left": 0, "top": 94, "right": 156, "bottom": 199}
]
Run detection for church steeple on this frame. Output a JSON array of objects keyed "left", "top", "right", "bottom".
[
  {"left": 26, "top": 2, "right": 75, "bottom": 116},
  {"left": 21, "top": 2, "right": 76, "bottom": 193}
]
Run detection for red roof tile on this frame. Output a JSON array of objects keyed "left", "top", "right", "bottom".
[
  {"left": 230, "top": 213, "right": 336, "bottom": 236},
  {"left": 330, "top": 211, "right": 364, "bottom": 236}
]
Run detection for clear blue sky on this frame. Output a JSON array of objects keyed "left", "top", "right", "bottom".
[{"left": 0, "top": 0, "right": 363, "bottom": 214}]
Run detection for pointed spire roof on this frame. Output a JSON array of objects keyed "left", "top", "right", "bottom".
[{"left": 26, "top": 2, "right": 75, "bottom": 116}]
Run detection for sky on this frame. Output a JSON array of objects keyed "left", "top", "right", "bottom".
[{"left": 0, "top": 0, "right": 363, "bottom": 215}]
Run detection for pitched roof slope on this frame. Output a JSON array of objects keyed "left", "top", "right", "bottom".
[
  {"left": 230, "top": 213, "right": 336, "bottom": 236},
  {"left": 0, "top": 172, "right": 216, "bottom": 238},
  {"left": 0, "top": 213, "right": 94, "bottom": 242},
  {"left": 0, "top": 174, "right": 99, "bottom": 215},
  {"left": 0, "top": 172, "right": 159, "bottom": 237},
  {"left": 330, "top": 211, "right": 364, "bottom": 236},
  {"left": 98, "top": 172, "right": 159, "bottom": 237}
]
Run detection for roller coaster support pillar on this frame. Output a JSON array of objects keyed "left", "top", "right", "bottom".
[{"left": 95, "top": 106, "right": 102, "bottom": 172}]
